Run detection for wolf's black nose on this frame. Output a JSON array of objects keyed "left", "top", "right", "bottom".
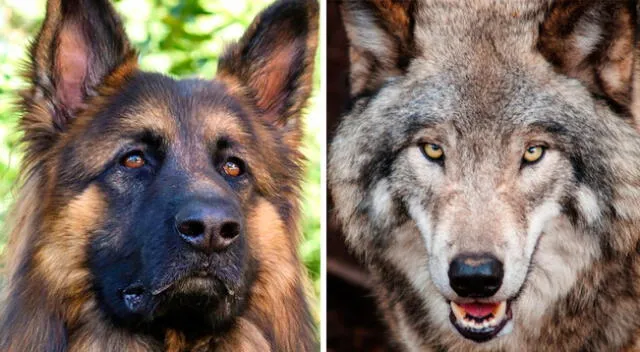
[
  {"left": 448, "top": 254, "right": 503, "bottom": 298},
  {"left": 175, "top": 201, "right": 242, "bottom": 253}
]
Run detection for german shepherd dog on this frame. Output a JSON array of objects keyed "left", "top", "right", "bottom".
[
  {"left": 0, "top": 0, "right": 318, "bottom": 350},
  {"left": 330, "top": 0, "right": 640, "bottom": 351}
]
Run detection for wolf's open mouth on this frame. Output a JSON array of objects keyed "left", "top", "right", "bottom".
[{"left": 449, "top": 301, "right": 512, "bottom": 342}]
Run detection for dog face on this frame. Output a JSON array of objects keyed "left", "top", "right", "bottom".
[
  {"left": 11, "top": 0, "right": 317, "bottom": 341},
  {"left": 77, "top": 77, "right": 256, "bottom": 331},
  {"left": 331, "top": 0, "right": 640, "bottom": 346}
]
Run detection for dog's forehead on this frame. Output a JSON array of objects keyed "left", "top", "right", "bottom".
[{"left": 91, "top": 73, "right": 255, "bottom": 146}]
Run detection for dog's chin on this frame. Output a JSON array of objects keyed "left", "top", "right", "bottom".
[
  {"left": 154, "top": 275, "right": 247, "bottom": 332},
  {"left": 170, "top": 276, "right": 226, "bottom": 295},
  {"left": 119, "top": 269, "right": 247, "bottom": 326},
  {"left": 448, "top": 300, "right": 514, "bottom": 343}
]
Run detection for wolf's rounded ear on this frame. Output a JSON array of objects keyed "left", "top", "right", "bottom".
[
  {"left": 340, "top": 0, "right": 416, "bottom": 98},
  {"left": 538, "top": 0, "right": 637, "bottom": 115},
  {"left": 217, "top": 0, "right": 318, "bottom": 132},
  {"left": 26, "top": 0, "right": 136, "bottom": 133}
]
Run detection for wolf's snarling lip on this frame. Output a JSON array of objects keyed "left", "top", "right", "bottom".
[{"left": 449, "top": 301, "right": 512, "bottom": 342}]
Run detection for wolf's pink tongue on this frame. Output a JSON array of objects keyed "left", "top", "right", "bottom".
[{"left": 458, "top": 302, "right": 498, "bottom": 318}]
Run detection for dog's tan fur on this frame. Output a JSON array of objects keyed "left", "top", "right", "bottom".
[{"left": 0, "top": 0, "right": 318, "bottom": 351}]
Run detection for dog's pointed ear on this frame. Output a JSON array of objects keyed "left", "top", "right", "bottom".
[
  {"left": 26, "top": 0, "right": 136, "bottom": 131},
  {"left": 217, "top": 0, "right": 318, "bottom": 131},
  {"left": 341, "top": 0, "right": 415, "bottom": 98},
  {"left": 538, "top": 0, "right": 637, "bottom": 114}
]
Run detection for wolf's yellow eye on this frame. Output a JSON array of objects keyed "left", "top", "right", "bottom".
[
  {"left": 523, "top": 146, "right": 545, "bottom": 163},
  {"left": 222, "top": 159, "right": 243, "bottom": 177},
  {"left": 423, "top": 143, "right": 444, "bottom": 161},
  {"left": 121, "top": 152, "right": 145, "bottom": 169}
]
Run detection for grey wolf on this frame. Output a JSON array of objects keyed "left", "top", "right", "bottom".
[
  {"left": 0, "top": 0, "right": 318, "bottom": 350},
  {"left": 329, "top": 0, "right": 640, "bottom": 350}
]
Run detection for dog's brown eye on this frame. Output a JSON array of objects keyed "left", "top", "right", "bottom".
[
  {"left": 121, "top": 152, "right": 145, "bottom": 169},
  {"left": 423, "top": 143, "right": 444, "bottom": 161},
  {"left": 523, "top": 146, "right": 545, "bottom": 163},
  {"left": 222, "top": 159, "right": 243, "bottom": 177}
]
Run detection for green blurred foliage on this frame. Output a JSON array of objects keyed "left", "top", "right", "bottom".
[{"left": 0, "top": 0, "right": 321, "bottom": 310}]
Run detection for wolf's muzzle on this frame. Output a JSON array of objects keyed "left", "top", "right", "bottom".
[{"left": 447, "top": 253, "right": 511, "bottom": 342}]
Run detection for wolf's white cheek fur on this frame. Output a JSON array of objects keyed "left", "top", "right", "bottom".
[
  {"left": 575, "top": 185, "right": 602, "bottom": 224},
  {"left": 407, "top": 197, "right": 458, "bottom": 299},
  {"left": 525, "top": 201, "right": 562, "bottom": 262},
  {"left": 492, "top": 200, "right": 563, "bottom": 302},
  {"left": 370, "top": 179, "right": 394, "bottom": 228},
  {"left": 384, "top": 222, "right": 452, "bottom": 336},
  {"left": 407, "top": 198, "right": 434, "bottom": 253},
  {"left": 515, "top": 216, "right": 601, "bottom": 328}
]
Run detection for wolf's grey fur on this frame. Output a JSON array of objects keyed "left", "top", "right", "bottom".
[{"left": 329, "top": 1, "right": 640, "bottom": 350}]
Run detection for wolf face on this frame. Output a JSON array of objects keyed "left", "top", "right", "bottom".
[
  {"left": 358, "top": 69, "right": 609, "bottom": 342},
  {"left": 330, "top": 1, "right": 640, "bottom": 349}
]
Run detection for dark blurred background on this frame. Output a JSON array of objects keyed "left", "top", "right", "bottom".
[{"left": 327, "top": 1, "right": 392, "bottom": 351}]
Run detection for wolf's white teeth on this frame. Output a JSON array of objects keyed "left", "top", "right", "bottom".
[
  {"left": 493, "top": 301, "right": 507, "bottom": 321},
  {"left": 460, "top": 319, "right": 477, "bottom": 329},
  {"left": 451, "top": 302, "right": 466, "bottom": 321},
  {"left": 457, "top": 315, "right": 491, "bottom": 330}
]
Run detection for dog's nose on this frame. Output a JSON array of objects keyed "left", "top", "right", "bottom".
[
  {"left": 175, "top": 201, "right": 242, "bottom": 253},
  {"left": 448, "top": 253, "right": 503, "bottom": 298}
]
